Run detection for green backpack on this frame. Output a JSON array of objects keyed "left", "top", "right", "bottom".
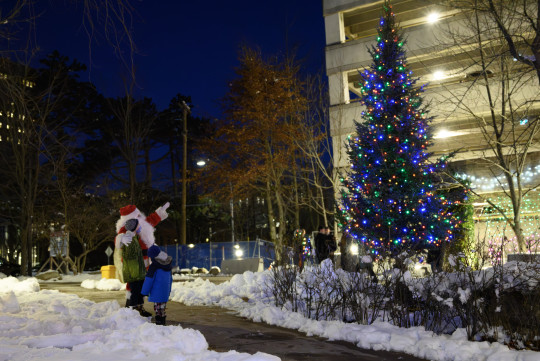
[{"left": 121, "top": 236, "right": 146, "bottom": 283}]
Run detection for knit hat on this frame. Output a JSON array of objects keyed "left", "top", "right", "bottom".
[
  {"left": 148, "top": 244, "right": 172, "bottom": 264},
  {"left": 148, "top": 245, "right": 161, "bottom": 259}
]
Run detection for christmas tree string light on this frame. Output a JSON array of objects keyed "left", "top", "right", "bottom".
[
  {"left": 338, "top": 1, "right": 465, "bottom": 258},
  {"left": 293, "top": 228, "right": 313, "bottom": 262}
]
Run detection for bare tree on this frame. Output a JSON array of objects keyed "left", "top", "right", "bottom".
[
  {"left": 441, "top": 0, "right": 540, "bottom": 84},
  {"left": 104, "top": 95, "right": 159, "bottom": 204},
  {"left": 0, "top": 57, "right": 70, "bottom": 274},
  {"left": 433, "top": 0, "right": 540, "bottom": 252},
  {"left": 64, "top": 192, "right": 116, "bottom": 272},
  {"left": 0, "top": 0, "right": 139, "bottom": 273},
  {"left": 291, "top": 73, "right": 336, "bottom": 228}
]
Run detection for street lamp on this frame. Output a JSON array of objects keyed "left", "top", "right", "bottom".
[
  {"left": 180, "top": 100, "right": 191, "bottom": 246},
  {"left": 230, "top": 183, "right": 235, "bottom": 243},
  {"left": 196, "top": 159, "right": 235, "bottom": 244}
]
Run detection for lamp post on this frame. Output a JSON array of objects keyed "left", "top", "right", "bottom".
[
  {"left": 230, "top": 183, "right": 235, "bottom": 243},
  {"left": 180, "top": 100, "right": 190, "bottom": 246}
]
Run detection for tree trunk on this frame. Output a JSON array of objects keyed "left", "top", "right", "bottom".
[
  {"left": 292, "top": 166, "right": 300, "bottom": 230},
  {"left": 266, "top": 180, "right": 280, "bottom": 261},
  {"left": 275, "top": 184, "right": 287, "bottom": 247},
  {"left": 144, "top": 140, "right": 152, "bottom": 188},
  {"left": 129, "top": 156, "right": 137, "bottom": 203},
  {"left": 513, "top": 216, "right": 526, "bottom": 252}
]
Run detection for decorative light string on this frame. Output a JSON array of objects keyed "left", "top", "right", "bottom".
[
  {"left": 456, "top": 165, "right": 540, "bottom": 192},
  {"left": 476, "top": 194, "right": 540, "bottom": 264}
]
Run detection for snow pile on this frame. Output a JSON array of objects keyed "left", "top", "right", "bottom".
[
  {"left": 0, "top": 277, "right": 40, "bottom": 295},
  {"left": 81, "top": 278, "right": 125, "bottom": 291},
  {"left": 170, "top": 271, "right": 272, "bottom": 308},
  {"left": 0, "top": 277, "right": 279, "bottom": 361},
  {"left": 169, "top": 270, "right": 540, "bottom": 361}
]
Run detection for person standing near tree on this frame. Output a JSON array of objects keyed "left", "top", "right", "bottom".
[
  {"left": 315, "top": 226, "right": 336, "bottom": 264},
  {"left": 325, "top": 226, "right": 337, "bottom": 263},
  {"left": 314, "top": 226, "right": 328, "bottom": 264}
]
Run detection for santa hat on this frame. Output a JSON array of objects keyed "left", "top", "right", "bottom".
[
  {"left": 120, "top": 205, "right": 139, "bottom": 218},
  {"left": 116, "top": 205, "right": 141, "bottom": 233}
]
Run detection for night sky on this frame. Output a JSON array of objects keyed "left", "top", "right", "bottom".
[{"left": 34, "top": 0, "right": 326, "bottom": 119}]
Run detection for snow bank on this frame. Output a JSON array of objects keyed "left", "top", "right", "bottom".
[
  {"left": 0, "top": 277, "right": 279, "bottom": 361},
  {"left": 169, "top": 270, "right": 540, "bottom": 361}
]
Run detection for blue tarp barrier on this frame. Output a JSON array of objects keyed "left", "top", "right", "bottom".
[{"left": 162, "top": 239, "right": 275, "bottom": 271}]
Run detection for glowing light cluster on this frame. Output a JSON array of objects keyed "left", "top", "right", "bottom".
[
  {"left": 293, "top": 229, "right": 313, "bottom": 259},
  {"left": 476, "top": 194, "right": 540, "bottom": 264},
  {"left": 456, "top": 165, "right": 540, "bottom": 192}
]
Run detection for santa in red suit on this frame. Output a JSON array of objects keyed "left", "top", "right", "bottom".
[{"left": 114, "top": 202, "right": 170, "bottom": 316}]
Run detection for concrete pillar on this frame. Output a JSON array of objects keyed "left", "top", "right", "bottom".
[
  {"left": 324, "top": 12, "right": 345, "bottom": 45},
  {"left": 328, "top": 72, "right": 350, "bottom": 106}
]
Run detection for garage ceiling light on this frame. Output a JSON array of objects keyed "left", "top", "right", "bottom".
[{"left": 427, "top": 12, "right": 440, "bottom": 24}]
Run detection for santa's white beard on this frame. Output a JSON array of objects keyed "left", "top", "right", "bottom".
[{"left": 137, "top": 216, "right": 155, "bottom": 247}]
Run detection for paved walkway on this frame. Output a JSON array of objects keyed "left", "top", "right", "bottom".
[{"left": 40, "top": 282, "right": 429, "bottom": 361}]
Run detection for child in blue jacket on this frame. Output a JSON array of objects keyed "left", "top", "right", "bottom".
[{"left": 141, "top": 244, "right": 173, "bottom": 325}]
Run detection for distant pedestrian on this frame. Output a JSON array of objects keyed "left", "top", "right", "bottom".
[
  {"left": 325, "top": 226, "right": 337, "bottom": 261},
  {"left": 315, "top": 226, "right": 337, "bottom": 264},
  {"left": 141, "top": 244, "right": 173, "bottom": 326},
  {"left": 314, "top": 226, "right": 328, "bottom": 264}
]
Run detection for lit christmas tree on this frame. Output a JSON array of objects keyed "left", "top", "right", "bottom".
[{"left": 339, "top": 1, "right": 462, "bottom": 259}]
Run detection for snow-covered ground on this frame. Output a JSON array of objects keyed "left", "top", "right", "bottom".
[
  {"left": 1, "top": 269, "right": 539, "bottom": 361},
  {"left": 0, "top": 275, "right": 278, "bottom": 361}
]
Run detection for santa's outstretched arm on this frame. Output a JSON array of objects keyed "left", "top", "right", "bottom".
[{"left": 146, "top": 202, "right": 170, "bottom": 227}]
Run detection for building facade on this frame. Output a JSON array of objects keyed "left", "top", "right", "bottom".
[{"left": 323, "top": 0, "right": 540, "bottom": 258}]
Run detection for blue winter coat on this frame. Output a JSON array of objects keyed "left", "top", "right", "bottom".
[{"left": 141, "top": 262, "right": 172, "bottom": 303}]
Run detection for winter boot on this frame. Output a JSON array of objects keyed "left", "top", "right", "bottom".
[
  {"left": 135, "top": 305, "right": 152, "bottom": 317},
  {"left": 155, "top": 315, "right": 166, "bottom": 326},
  {"left": 140, "top": 308, "right": 152, "bottom": 317}
]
